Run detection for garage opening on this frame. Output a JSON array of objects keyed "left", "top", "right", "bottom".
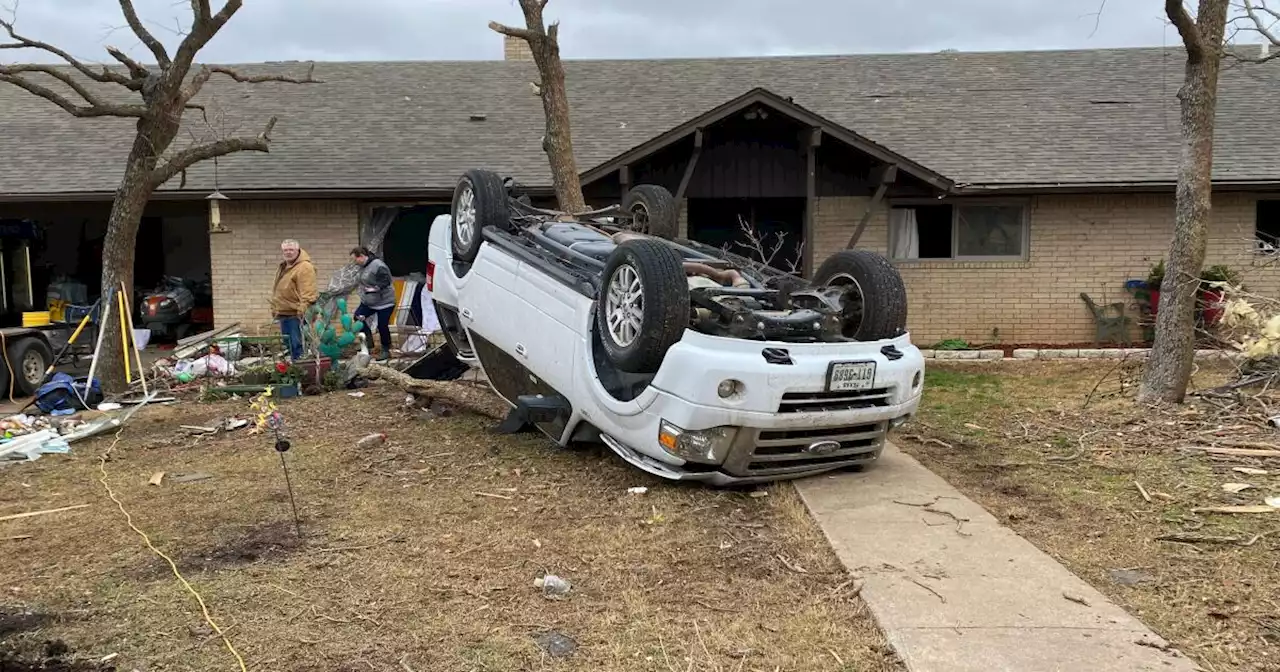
[
  {"left": 0, "top": 202, "right": 212, "bottom": 340},
  {"left": 359, "top": 203, "right": 451, "bottom": 353},
  {"left": 687, "top": 197, "right": 806, "bottom": 272}
]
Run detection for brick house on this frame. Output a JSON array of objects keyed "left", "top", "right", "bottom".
[{"left": 2, "top": 39, "right": 1279, "bottom": 345}]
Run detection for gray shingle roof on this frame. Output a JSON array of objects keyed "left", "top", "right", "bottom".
[{"left": 2, "top": 46, "right": 1278, "bottom": 197}]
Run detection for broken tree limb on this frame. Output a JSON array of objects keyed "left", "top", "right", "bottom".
[
  {"left": 0, "top": 504, "right": 90, "bottom": 523},
  {"left": 1156, "top": 532, "right": 1265, "bottom": 546},
  {"left": 363, "top": 363, "right": 503, "bottom": 420},
  {"left": 1187, "top": 446, "right": 1280, "bottom": 457}
]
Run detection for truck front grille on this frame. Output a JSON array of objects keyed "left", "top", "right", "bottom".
[
  {"left": 744, "top": 422, "right": 886, "bottom": 473},
  {"left": 778, "top": 388, "right": 891, "bottom": 413}
]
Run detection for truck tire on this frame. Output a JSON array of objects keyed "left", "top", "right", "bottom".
[
  {"left": 451, "top": 169, "right": 510, "bottom": 264},
  {"left": 812, "top": 249, "right": 908, "bottom": 341},
  {"left": 8, "top": 336, "right": 52, "bottom": 396},
  {"left": 596, "top": 239, "right": 690, "bottom": 374},
  {"left": 623, "top": 185, "right": 679, "bottom": 239}
]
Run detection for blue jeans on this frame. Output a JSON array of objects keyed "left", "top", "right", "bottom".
[
  {"left": 355, "top": 304, "right": 394, "bottom": 357},
  {"left": 278, "top": 316, "right": 303, "bottom": 360}
]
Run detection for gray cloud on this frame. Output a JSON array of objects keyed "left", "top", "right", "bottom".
[{"left": 3, "top": 0, "right": 1177, "bottom": 65}]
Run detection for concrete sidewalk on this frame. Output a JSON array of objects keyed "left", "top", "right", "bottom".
[{"left": 796, "top": 443, "right": 1199, "bottom": 672}]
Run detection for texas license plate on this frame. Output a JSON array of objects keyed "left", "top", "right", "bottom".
[{"left": 827, "top": 361, "right": 876, "bottom": 392}]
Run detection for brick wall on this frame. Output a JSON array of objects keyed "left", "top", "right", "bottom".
[
  {"left": 808, "top": 193, "right": 1280, "bottom": 345},
  {"left": 210, "top": 200, "right": 359, "bottom": 333}
]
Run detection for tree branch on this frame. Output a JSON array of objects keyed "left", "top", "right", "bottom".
[
  {"left": 118, "top": 0, "right": 171, "bottom": 67},
  {"left": 180, "top": 63, "right": 319, "bottom": 106},
  {"left": 104, "top": 45, "right": 150, "bottom": 81},
  {"left": 488, "top": 20, "right": 534, "bottom": 41},
  {"left": 170, "top": 0, "right": 241, "bottom": 76},
  {"left": 0, "top": 16, "right": 137, "bottom": 88},
  {"left": 1233, "top": 0, "right": 1280, "bottom": 62},
  {"left": 190, "top": 0, "right": 213, "bottom": 23},
  {"left": 1166, "top": 0, "right": 1205, "bottom": 60},
  {"left": 149, "top": 116, "right": 277, "bottom": 188},
  {"left": 0, "top": 72, "right": 145, "bottom": 117}
]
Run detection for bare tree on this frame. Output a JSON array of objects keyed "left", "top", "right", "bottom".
[
  {"left": 489, "top": 0, "right": 586, "bottom": 213},
  {"left": 0, "top": 0, "right": 317, "bottom": 392},
  {"left": 1138, "top": 0, "right": 1231, "bottom": 404}
]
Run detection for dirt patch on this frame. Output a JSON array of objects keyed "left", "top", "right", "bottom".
[
  {"left": 0, "top": 610, "right": 49, "bottom": 639},
  {"left": 0, "top": 640, "right": 110, "bottom": 672},
  {"left": 0, "top": 385, "right": 901, "bottom": 671},
  {"left": 903, "top": 360, "right": 1280, "bottom": 672}
]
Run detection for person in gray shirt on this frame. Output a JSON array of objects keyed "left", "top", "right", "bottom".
[{"left": 350, "top": 246, "right": 396, "bottom": 361}]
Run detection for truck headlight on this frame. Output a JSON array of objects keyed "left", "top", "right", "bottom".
[{"left": 658, "top": 420, "right": 737, "bottom": 464}]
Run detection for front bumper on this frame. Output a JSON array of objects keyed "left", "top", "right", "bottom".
[{"left": 599, "top": 396, "right": 919, "bottom": 486}]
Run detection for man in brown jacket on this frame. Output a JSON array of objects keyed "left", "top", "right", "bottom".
[{"left": 271, "top": 239, "right": 318, "bottom": 359}]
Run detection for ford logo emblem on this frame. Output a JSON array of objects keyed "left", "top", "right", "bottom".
[{"left": 805, "top": 440, "right": 841, "bottom": 455}]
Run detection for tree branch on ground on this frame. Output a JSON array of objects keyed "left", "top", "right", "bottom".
[
  {"left": 0, "top": 0, "right": 318, "bottom": 392},
  {"left": 489, "top": 0, "right": 587, "bottom": 213}
]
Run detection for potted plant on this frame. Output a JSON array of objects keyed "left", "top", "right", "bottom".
[
  {"left": 1199, "top": 264, "right": 1240, "bottom": 327},
  {"left": 269, "top": 360, "right": 303, "bottom": 398},
  {"left": 1146, "top": 259, "right": 1165, "bottom": 315}
]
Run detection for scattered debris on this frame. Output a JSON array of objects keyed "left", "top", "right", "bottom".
[
  {"left": 169, "top": 472, "right": 214, "bottom": 484},
  {"left": 534, "top": 574, "right": 571, "bottom": 598},
  {"left": 1108, "top": 568, "right": 1154, "bottom": 586},
  {"left": 1222, "top": 483, "right": 1255, "bottom": 493},
  {"left": 356, "top": 433, "right": 387, "bottom": 448},
  {"left": 627, "top": 486, "right": 648, "bottom": 495},
  {"left": 532, "top": 630, "right": 578, "bottom": 658},
  {"left": 0, "top": 503, "right": 89, "bottom": 523},
  {"left": 96, "top": 402, "right": 122, "bottom": 412},
  {"left": 148, "top": 472, "right": 165, "bottom": 486},
  {"left": 3, "top": 535, "right": 33, "bottom": 541},
  {"left": 1156, "top": 532, "right": 1264, "bottom": 546},
  {"left": 348, "top": 391, "right": 366, "bottom": 398},
  {"left": 1063, "top": 592, "right": 1091, "bottom": 607},
  {"left": 1267, "top": 495, "right": 1280, "bottom": 508},
  {"left": 748, "top": 490, "right": 769, "bottom": 498},
  {"left": 1191, "top": 505, "right": 1278, "bottom": 514},
  {"left": 1189, "top": 446, "right": 1280, "bottom": 458},
  {"left": 1232, "top": 466, "right": 1269, "bottom": 476},
  {"left": 1134, "top": 481, "right": 1153, "bottom": 503},
  {"left": 474, "top": 491, "right": 513, "bottom": 500}
]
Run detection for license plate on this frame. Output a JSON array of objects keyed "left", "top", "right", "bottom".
[{"left": 826, "top": 361, "right": 876, "bottom": 392}]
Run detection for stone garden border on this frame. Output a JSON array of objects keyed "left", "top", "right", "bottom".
[{"left": 920, "top": 348, "right": 1243, "bottom": 361}]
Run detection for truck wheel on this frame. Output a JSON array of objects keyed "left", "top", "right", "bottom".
[
  {"left": 596, "top": 239, "right": 690, "bottom": 374},
  {"left": 451, "top": 169, "right": 509, "bottom": 264},
  {"left": 623, "top": 185, "right": 679, "bottom": 239},
  {"left": 9, "top": 337, "right": 52, "bottom": 396},
  {"left": 812, "top": 249, "right": 908, "bottom": 341}
]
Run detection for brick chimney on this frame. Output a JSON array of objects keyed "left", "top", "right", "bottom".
[{"left": 504, "top": 34, "right": 534, "bottom": 61}]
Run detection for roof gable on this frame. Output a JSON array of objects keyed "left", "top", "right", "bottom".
[{"left": 578, "top": 87, "right": 954, "bottom": 192}]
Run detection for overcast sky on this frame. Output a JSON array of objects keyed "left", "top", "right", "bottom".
[{"left": 3, "top": 1, "right": 1185, "bottom": 64}]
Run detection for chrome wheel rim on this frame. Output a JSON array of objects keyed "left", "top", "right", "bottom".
[
  {"left": 22, "top": 351, "right": 42, "bottom": 385},
  {"left": 827, "top": 272, "right": 865, "bottom": 338},
  {"left": 605, "top": 264, "right": 643, "bottom": 347},
  {"left": 455, "top": 183, "right": 476, "bottom": 247}
]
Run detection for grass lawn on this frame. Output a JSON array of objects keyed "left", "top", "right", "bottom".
[
  {"left": 902, "top": 359, "right": 1280, "bottom": 672},
  {"left": 0, "top": 385, "right": 900, "bottom": 672}
]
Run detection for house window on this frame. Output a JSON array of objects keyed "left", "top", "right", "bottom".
[
  {"left": 889, "top": 203, "right": 1028, "bottom": 261},
  {"left": 1256, "top": 200, "right": 1280, "bottom": 252}
]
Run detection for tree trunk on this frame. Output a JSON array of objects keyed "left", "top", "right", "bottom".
[
  {"left": 530, "top": 36, "right": 585, "bottom": 213},
  {"left": 95, "top": 126, "right": 168, "bottom": 394},
  {"left": 1138, "top": 0, "right": 1229, "bottom": 404}
]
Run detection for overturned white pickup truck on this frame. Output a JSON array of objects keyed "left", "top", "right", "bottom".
[{"left": 427, "top": 169, "right": 925, "bottom": 485}]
